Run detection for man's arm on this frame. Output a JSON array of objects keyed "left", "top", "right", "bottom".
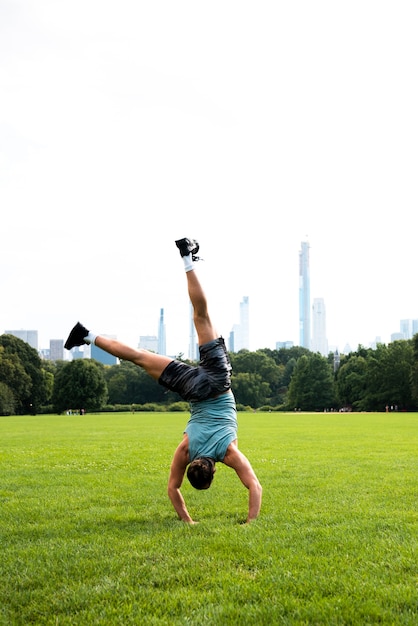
[
  {"left": 167, "top": 437, "right": 196, "bottom": 524},
  {"left": 223, "top": 443, "right": 262, "bottom": 523}
]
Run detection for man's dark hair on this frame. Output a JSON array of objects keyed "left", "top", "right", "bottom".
[{"left": 187, "top": 457, "right": 215, "bottom": 490}]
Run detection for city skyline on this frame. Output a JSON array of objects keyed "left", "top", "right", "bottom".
[
  {"left": 4, "top": 306, "right": 418, "bottom": 362},
  {"left": 3, "top": 238, "right": 418, "bottom": 358}
]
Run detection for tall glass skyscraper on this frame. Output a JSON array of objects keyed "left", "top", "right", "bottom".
[
  {"left": 229, "top": 296, "right": 250, "bottom": 352},
  {"left": 312, "top": 297, "right": 328, "bottom": 356},
  {"left": 299, "top": 241, "right": 310, "bottom": 349},
  {"left": 158, "top": 308, "right": 166, "bottom": 355}
]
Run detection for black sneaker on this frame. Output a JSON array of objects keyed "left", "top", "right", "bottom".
[
  {"left": 175, "top": 238, "right": 200, "bottom": 261},
  {"left": 64, "top": 322, "right": 89, "bottom": 350}
]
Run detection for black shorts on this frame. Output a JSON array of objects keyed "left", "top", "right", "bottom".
[{"left": 158, "top": 337, "right": 232, "bottom": 402}]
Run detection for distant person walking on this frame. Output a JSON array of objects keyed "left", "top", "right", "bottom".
[{"left": 64, "top": 238, "right": 262, "bottom": 524}]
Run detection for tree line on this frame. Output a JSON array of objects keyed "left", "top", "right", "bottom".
[{"left": 1, "top": 333, "right": 418, "bottom": 415}]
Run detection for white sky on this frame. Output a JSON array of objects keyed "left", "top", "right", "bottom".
[{"left": 1, "top": 1, "right": 417, "bottom": 356}]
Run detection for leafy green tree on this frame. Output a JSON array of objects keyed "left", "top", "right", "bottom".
[
  {"left": 0, "top": 335, "right": 49, "bottom": 413},
  {"left": 386, "top": 340, "right": 414, "bottom": 409},
  {"left": 335, "top": 355, "right": 368, "bottom": 410},
  {"left": 104, "top": 361, "right": 170, "bottom": 404},
  {"left": 411, "top": 334, "right": 418, "bottom": 408},
  {"left": 230, "top": 350, "right": 284, "bottom": 406},
  {"left": 0, "top": 381, "right": 15, "bottom": 415},
  {"left": 106, "top": 368, "right": 128, "bottom": 403},
  {"left": 287, "top": 353, "right": 336, "bottom": 411},
  {"left": 0, "top": 346, "right": 32, "bottom": 413},
  {"left": 230, "top": 350, "right": 277, "bottom": 381},
  {"left": 43, "top": 369, "right": 55, "bottom": 404},
  {"left": 40, "top": 359, "right": 56, "bottom": 406},
  {"left": 282, "top": 357, "right": 297, "bottom": 388},
  {"left": 52, "top": 359, "right": 108, "bottom": 413},
  {"left": 363, "top": 341, "right": 413, "bottom": 411},
  {"left": 231, "top": 372, "right": 270, "bottom": 408},
  {"left": 270, "top": 346, "right": 311, "bottom": 366}
]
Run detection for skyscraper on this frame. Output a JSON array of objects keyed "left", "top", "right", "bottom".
[
  {"left": 400, "top": 319, "right": 412, "bottom": 339},
  {"left": 50, "top": 339, "right": 64, "bottom": 361},
  {"left": 299, "top": 241, "right": 310, "bottom": 349},
  {"left": 158, "top": 308, "right": 166, "bottom": 355},
  {"left": 400, "top": 318, "right": 418, "bottom": 340},
  {"left": 5, "top": 329, "right": 38, "bottom": 350},
  {"left": 311, "top": 297, "right": 328, "bottom": 356},
  {"left": 229, "top": 296, "right": 249, "bottom": 352}
]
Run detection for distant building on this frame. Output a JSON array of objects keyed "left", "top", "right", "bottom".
[
  {"left": 71, "top": 347, "right": 84, "bottom": 360},
  {"left": 91, "top": 338, "right": 117, "bottom": 365},
  {"left": 158, "top": 308, "right": 166, "bottom": 355},
  {"left": 299, "top": 241, "right": 310, "bottom": 350},
  {"left": 5, "top": 329, "right": 38, "bottom": 350},
  {"left": 240, "top": 296, "right": 250, "bottom": 349},
  {"left": 139, "top": 335, "right": 158, "bottom": 352},
  {"left": 50, "top": 339, "right": 64, "bottom": 361},
  {"left": 311, "top": 297, "right": 328, "bottom": 356},
  {"left": 229, "top": 296, "right": 249, "bottom": 352},
  {"left": 369, "top": 336, "right": 382, "bottom": 349},
  {"left": 276, "top": 341, "right": 294, "bottom": 350},
  {"left": 400, "top": 319, "right": 418, "bottom": 340},
  {"left": 400, "top": 319, "right": 413, "bottom": 339},
  {"left": 333, "top": 350, "right": 340, "bottom": 373},
  {"left": 390, "top": 332, "right": 404, "bottom": 342},
  {"left": 228, "top": 328, "right": 237, "bottom": 353}
]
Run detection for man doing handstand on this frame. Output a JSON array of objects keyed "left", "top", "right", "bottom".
[{"left": 64, "top": 238, "right": 262, "bottom": 524}]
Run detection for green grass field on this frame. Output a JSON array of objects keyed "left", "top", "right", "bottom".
[{"left": 0, "top": 411, "right": 417, "bottom": 625}]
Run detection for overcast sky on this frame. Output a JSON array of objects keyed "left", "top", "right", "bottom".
[{"left": 1, "top": 1, "right": 417, "bottom": 356}]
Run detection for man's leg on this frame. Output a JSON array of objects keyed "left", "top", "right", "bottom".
[
  {"left": 185, "top": 269, "right": 218, "bottom": 346},
  {"left": 95, "top": 336, "right": 173, "bottom": 380},
  {"left": 65, "top": 322, "right": 173, "bottom": 380},
  {"left": 175, "top": 238, "right": 218, "bottom": 346}
]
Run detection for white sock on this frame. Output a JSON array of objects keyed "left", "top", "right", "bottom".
[
  {"left": 182, "top": 254, "right": 195, "bottom": 273},
  {"left": 84, "top": 331, "right": 97, "bottom": 345}
]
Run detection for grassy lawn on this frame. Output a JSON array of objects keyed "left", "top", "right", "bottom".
[{"left": 0, "top": 411, "right": 417, "bottom": 625}]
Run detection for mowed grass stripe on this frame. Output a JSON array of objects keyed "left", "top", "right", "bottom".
[{"left": 1, "top": 412, "right": 416, "bottom": 625}]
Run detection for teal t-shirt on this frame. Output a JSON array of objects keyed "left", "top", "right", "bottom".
[{"left": 185, "top": 391, "right": 237, "bottom": 462}]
